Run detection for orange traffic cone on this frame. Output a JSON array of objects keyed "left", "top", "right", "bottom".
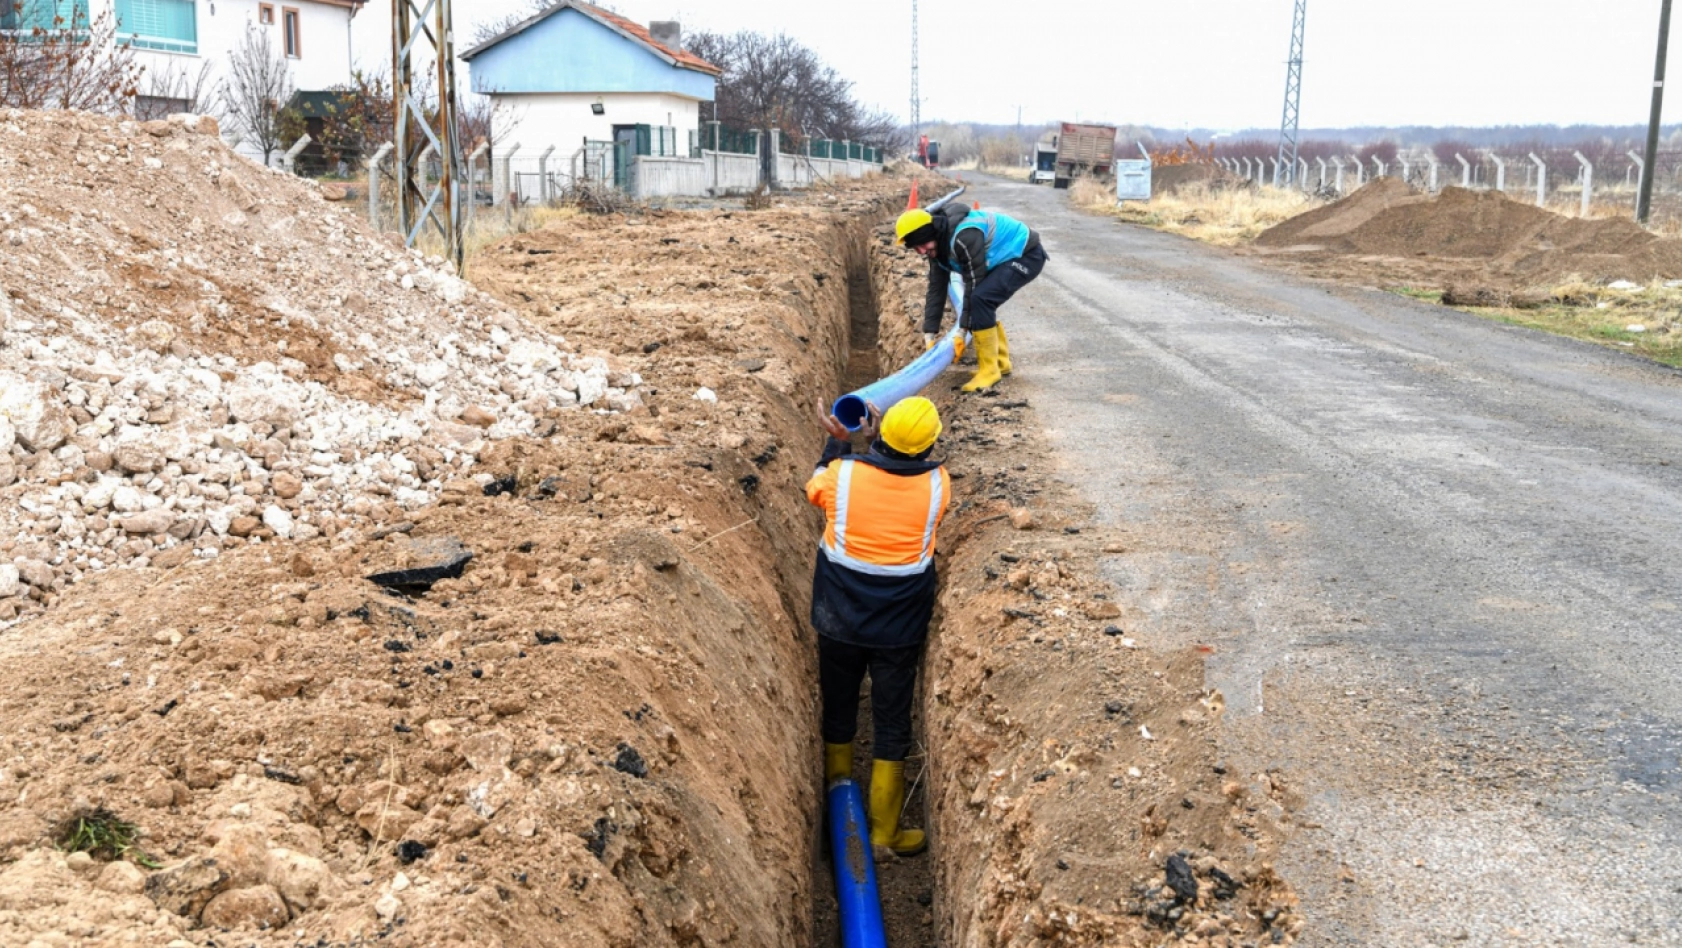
[
  {"left": 908, "top": 179, "right": 920, "bottom": 209},
  {"left": 973, "top": 201, "right": 980, "bottom": 210}
]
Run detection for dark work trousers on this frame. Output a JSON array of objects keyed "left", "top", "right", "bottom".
[
  {"left": 818, "top": 635, "right": 922, "bottom": 762},
  {"left": 961, "top": 243, "right": 1049, "bottom": 331}
]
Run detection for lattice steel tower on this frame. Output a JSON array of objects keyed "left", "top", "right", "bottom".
[
  {"left": 394, "top": 0, "right": 464, "bottom": 270},
  {"left": 909, "top": 0, "right": 920, "bottom": 146},
  {"left": 1276, "top": 0, "right": 1306, "bottom": 186}
]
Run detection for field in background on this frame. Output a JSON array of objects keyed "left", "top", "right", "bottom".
[
  {"left": 1397, "top": 281, "right": 1682, "bottom": 369},
  {"left": 1071, "top": 176, "right": 1316, "bottom": 245}
]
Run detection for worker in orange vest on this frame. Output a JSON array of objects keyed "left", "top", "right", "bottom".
[{"left": 808, "top": 396, "right": 951, "bottom": 857}]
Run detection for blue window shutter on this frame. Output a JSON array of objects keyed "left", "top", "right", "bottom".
[{"left": 114, "top": 0, "right": 196, "bottom": 53}]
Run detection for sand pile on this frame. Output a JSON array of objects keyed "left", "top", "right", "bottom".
[
  {"left": 1256, "top": 180, "right": 1682, "bottom": 286},
  {"left": 0, "top": 109, "right": 637, "bottom": 621}
]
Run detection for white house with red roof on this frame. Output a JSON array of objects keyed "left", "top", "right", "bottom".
[{"left": 461, "top": 2, "right": 721, "bottom": 200}]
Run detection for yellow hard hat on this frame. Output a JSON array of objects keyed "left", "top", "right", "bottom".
[
  {"left": 894, "top": 208, "right": 934, "bottom": 245},
  {"left": 879, "top": 396, "right": 942, "bottom": 455}
]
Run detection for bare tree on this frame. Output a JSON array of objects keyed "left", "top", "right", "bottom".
[
  {"left": 220, "top": 25, "right": 295, "bottom": 165},
  {"left": 685, "top": 30, "right": 904, "bottom": 152},
  {"left": 0, "top": 0, "right": 140, "bottom": 112}
]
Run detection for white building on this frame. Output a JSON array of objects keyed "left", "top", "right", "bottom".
[
  {"left": 5, "top": 0, "right": 363, "bottom": 158},
  {"left": 460, "top": 1, "right": 719, "bottom": 200}
]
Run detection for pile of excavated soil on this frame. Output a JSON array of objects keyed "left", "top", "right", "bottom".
[
  {"left": 0, "top": 109, "right": 919, "bottom": 947},
  {"left": 0, "top": 109, "right": 637, "bottom": 625},
  {"left": 1252, "top": 180, "right": 1682, "bottom": 289}
]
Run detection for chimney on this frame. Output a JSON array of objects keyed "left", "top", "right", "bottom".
[{"left": 649, "top": 20, "right": 681, "bottom": 52}]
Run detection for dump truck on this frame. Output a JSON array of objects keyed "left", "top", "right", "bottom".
[
  {"left": 1049, "top": 122, "right": 1117, "bottom": 189},
  {"left": 1030, "top": 141, "right": 1058, "bottom": 185}
]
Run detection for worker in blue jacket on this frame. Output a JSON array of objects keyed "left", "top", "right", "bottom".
[{"left": 895, "top": 204, "right": 1048, "bottom": 391}]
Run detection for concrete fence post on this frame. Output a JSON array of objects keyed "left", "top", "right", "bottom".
[
  {"left": 1267, "top": 157, "right": 1279, "bottom": 186},
  {"left": 495, "top": 141, "right": 520, "bottom": 207},
  {"left": 1373, "top": 156, "right": 1386, "bottom": 179},
  {"left": 1239, "top": 157, "right": 1250, "bottom": 179},
  {"left": 282, "top": 134, "right": 312, "bottom": 175},
  {"left": 1298, "top": 157, "right": 1309, "bottom": 190},
  {"left": 1627, "top": 149, "right": 1644, "bottom": 191},
  {"left": 1331, "top": 156, "right": 1345, "bottom": 193},
  {"left": 1428, "top": 158, "right": 1439, "bottom": 192},
  {"left": 466, "top": 142, "right": 489, "bottom": 231},
  {"left": 366, "top": 142, "right": 393, "bottom": 228},
  {"left": 757, "top": 130, "right": 768, "bottom": 187},
  {"left": 1455, "top": 153, "right": 1471, "bottom": 188},
  {"left": 1528, "top": 152, "right": 1546, "bottom": 207},
  {"left": 768, "top": 128, "right": 781, "bottom": 187},
  {"left": 1573, "top": 151, "right": 1593, "bottom": 218},
  {"left": 1351, "top": 155, "right": 1365, "bottom": 187},
  {"left": 1491, "top": 154, "right": 1506, "bottom": 193},
  {"left": 537, "top": 145, "right": 556, "bottom": 203},
  {"left": 1316, "top": 156, "right": 1328, "bottom": 190},
  {"left": 1397, "top": 154, "right": 1410, "bottom": 182}
]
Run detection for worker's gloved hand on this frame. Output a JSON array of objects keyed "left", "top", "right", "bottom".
[
  {"left": 952, "top": 334, "right": 966, "bottom": 361},
  {"left": 923, "top": 333, "right": 937, "bottom": 350}
]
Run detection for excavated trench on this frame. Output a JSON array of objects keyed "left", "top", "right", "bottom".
[{"left": 807, "top": 230, "right": 939, "bottom": 947}]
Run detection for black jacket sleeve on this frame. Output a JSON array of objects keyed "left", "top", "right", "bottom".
[
  {"left": 951, "top": 227, "right": 989, "bottom": 327},
  {"left": 922, "top": 264, "right": 951, "bottom": 334},
  {"left": 814, "top": 436, "right": 852, "bottom": 474}
]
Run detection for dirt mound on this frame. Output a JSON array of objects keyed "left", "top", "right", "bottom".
[
  {"left": 0, "top": 109, "right": 634, "bottom": 624},
  {"left": 1254, "top": 177, "right": 1421, "bottom": 248},
  {"left": 1254, "top": 181, "right": 1682, "bottom": 288}
]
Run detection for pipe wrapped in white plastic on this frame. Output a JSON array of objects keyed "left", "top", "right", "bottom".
[{"left": 832, "top": 280, "right": 966, "bottom": 431}]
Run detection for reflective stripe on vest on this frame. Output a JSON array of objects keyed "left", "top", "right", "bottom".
[
  {"left": 822, "top": 459, "right": 944, "bottom": 577},
  {"left": 950, "top": 210, "right": 1030, "bottom": 272}
]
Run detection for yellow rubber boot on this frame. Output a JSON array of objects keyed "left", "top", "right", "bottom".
[
  {"left": 961, "top": 327, "right": 1002, "bottom": 392},
  {"left": 868, "top": 759, "right": 927, "bottom": 856},
  {"left": 825, "top": 742, "right": 853, "bottom": 785},
  {"left": 996, "top": 322, "right": 1013, "bottom": 376}
]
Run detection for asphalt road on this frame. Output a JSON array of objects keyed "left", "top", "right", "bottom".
[{"left": 969, "top": 175, "right": 1682, "bottom": 946}]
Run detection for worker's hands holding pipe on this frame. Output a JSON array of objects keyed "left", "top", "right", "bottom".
[{"left": 818, "top": 398, "right": 880, "bottom": 442}]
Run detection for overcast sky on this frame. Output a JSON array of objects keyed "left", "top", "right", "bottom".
[{"left": 352, "top": 1, "right": 1678, "bottom": 131}]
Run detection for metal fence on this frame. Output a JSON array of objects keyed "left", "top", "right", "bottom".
[
  {"left": 804, "top": 139, "right": 879, "bottom": 163},
  {"left": 700, "top": 124, "right": 759, "bottom": 156}
]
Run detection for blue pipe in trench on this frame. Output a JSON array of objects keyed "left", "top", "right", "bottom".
[{"left": 827, "top": 778, "right": 887, "bottom": 948}]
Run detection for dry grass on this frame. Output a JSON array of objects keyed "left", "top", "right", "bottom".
[
  {"left": 1071, "top": 178, "right": 1319, "bottom": 246},
  {"left": 980, "top": 163, "right": 1031, "bottom": 182},
  {"left": 1397, "top": 277, "right": 1682, "bottom": 368}
]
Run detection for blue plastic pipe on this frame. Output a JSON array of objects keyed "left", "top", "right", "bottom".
[
  {"left": 827, "top": 779, "right": 886, "bottom": 948},
  {"left": 830, "top": 186, "right": 973, "bottom": 431}
]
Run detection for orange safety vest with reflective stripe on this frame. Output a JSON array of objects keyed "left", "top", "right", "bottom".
[{"left": 806, "top": 458, "right": 951, "bottom": 577}]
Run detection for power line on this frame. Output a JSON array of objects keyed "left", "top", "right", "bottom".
[{"left": 1276, "top": 0, "right": 1306, "bottom": 187}]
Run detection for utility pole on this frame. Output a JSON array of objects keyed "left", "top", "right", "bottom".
[
  {"left": 909, "top": 0, "right": 920, "bottom": 148},
  {"left": 1276, "top": 0, "right": 1306, "bottom": 187},
  {"left": 1638, "top": 0, "right": 1673, "bottom": 225},
  {"left": 394, "top": 0, "right": 464, "bottom": 270}
]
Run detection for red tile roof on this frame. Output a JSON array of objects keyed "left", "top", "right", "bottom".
[
  {"left": 573, "top": 2, "right": 721, "bottom": 75},
  {"left": 461, "top": 1, "right": 721, "bottom": 76}
]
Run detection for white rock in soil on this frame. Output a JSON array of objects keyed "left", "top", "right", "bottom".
[
  {"left": 0, "top": 415, "right": 13, "bottom": 453},
  {"left": 118, "top": 508, "right": 175, "bottom": 535},
  {"left": 0, "top": 375, "right": 72, "bottom": 452},
  {"left": 1626, "top": 324, "right": 1647, "bottom": 333},
  {"left": 111, "top": 485, "right": 145, "bottom": 513},
  {"left": 262, "top": 505, "right": 294, "bottom": 539},
  {"left": 225, "top": 380, "right": 302, "bottom": 427},
  {"left": 0, "top": 565, "right": 19, "bottom": 598},
  {"left": 692, "top": 387, "right": 718, "bottom": 404}
]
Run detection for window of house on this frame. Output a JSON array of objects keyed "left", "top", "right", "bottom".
[
  {"left": 134, "top": 94, "right": 191, "bottom": 121},
  {"left": 259, "top": 4, "right": 274, "bottom": 25},
  {"left": 282, "top": 7, "right": 300, "bottom": 58},
  {"left": 0, "top": 0, "right": 89, "bottom": 32},
  {"left": 112, "top": 0, "right": 196, "bottom": 54}
]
